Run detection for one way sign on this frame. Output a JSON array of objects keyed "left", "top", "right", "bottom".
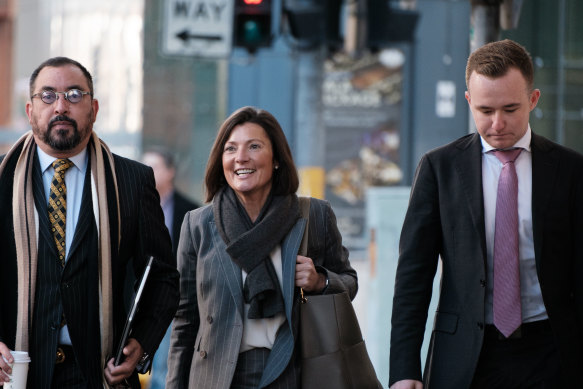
[{"left": 162, "top": 0, "right": 234, "bottom": 58}]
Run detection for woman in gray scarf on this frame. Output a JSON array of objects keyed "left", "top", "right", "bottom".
[{"left": 166, "top": 106, "right": 358, "bottom": 389}]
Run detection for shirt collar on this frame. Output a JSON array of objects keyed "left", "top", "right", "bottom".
[
  {"left": 480, "top": 125, "right": 532, "bottom": 154},
  {"left": 37, "top": 145, "right": 88, "bottom": 175}
]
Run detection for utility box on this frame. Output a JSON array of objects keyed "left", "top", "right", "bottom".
[{"left": 365, "top": 186, "right": 441, "bottom": 386}]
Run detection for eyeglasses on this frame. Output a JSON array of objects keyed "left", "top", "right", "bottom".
[{"left": 31, "top": 89, "right": 92, "bottom": 104}]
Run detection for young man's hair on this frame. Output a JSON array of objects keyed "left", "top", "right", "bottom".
[{"left": 466, "top": 39, "right": 534, "bottom": 91}]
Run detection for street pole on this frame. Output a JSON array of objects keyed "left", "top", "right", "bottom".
[
  {"left": 344, "top": 0, "right": 367, "bottom": 58},
  {"left": 0, "top": 0, "right": 14, "bottom": 126},
  {"left": 284, "top": 0, "right": 328, "bottom": 198},
  {"left": 294, "top": 46, "right": 326, "bottom": 198},
  {"left": 469, "top": 0, "right": 501, "bottom": 53},
  {"left": 468, "top": 0, "right": 501, "bottom": 133}
]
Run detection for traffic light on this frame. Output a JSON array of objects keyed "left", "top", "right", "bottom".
[
  {"left": 234, "top": 0, "right": 274, "bottom": 51},
  {"left": 367, "top": 0, "right": 419, "bottom": 51},
  {"left": 284, "top": 0, "right": 342, "bottom": 51}
]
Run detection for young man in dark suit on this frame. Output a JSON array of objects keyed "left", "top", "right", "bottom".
[
  {"left": 389, "top": 39, "right": 583, "bottom": 388},
  {"left": 0, "top": 57, "right": 179, "bottom": 388}
]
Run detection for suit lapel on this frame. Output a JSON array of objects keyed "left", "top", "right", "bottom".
[
  {"left": 530, "top": 133, "right": 558, "bottom": 274},
  {"left": 280, "top": 217, "right": 305, "bottom": 320},
  {"left": 210, "top": 220, "right": 245, "bottom": 316},
  {"left": 67, "top": 164, "right": 94, "bottom": 261},
  {"left": 259, "top": 217, "right": 304, "bottom": 388},
  {"left": 32, "top": 151, "right": 58, "bottom": 258},
  {"left": 453, "top": 134, "right": 487, "bottom": 258}
]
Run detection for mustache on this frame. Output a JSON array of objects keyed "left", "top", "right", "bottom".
[{"left": 49, "top": 115, "right": 77, "bottom": 129}]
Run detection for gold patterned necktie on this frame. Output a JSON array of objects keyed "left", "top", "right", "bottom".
[{"left": 48, "top": 158, "right": 73, "bottom": 267}]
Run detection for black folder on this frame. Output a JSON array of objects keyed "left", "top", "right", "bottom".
[{"left": 114, "top": 255, "right": 154, "bottom": 368}]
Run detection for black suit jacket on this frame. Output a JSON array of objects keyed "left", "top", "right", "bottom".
[
  {"left": 123, "top": 191, "right": 198, "bottom": 313},
  {"left": 389, "top": 132, "right": 583, "bottom": 388},
  {"left": 0, "top": 146, "right": 180, "bottom": 388}
]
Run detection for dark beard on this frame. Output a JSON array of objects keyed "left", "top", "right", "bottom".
[{"left": 37, "top": 115, "right": 84, "bottom": 151}]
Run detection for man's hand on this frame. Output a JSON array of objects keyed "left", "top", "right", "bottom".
[
  {"left": 0, "top": 342, "right": 14, "bottom": 384},
  {"left": 104, "top": 338, "right": 144, "bottom": 386},
  {"left": 390, "top": 379, "right": 423, "bottom": 389}
]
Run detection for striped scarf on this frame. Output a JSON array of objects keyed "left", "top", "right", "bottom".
[{"left": 0, "top": 131, "right": 120, "bottom": 388}]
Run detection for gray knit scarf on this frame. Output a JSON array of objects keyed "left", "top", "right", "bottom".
[{"left": 213, "top": 186, "right": 299, "bottom": 319}]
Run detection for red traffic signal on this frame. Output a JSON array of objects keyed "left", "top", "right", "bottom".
[{"left": 234, "top": 0, "right": 273, "bottom": 51}]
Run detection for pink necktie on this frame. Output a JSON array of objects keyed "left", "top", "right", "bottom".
[{"left": 492, "top": 148, "right": 523, "bottom": 338}]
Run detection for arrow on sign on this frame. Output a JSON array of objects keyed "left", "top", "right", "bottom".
[{"left": 176, "top": 29, "right": 223, "bottom": 43}]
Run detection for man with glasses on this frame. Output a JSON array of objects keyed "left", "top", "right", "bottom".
[{"left": 0, "top": 57, "right": 179, "bottom": 388}]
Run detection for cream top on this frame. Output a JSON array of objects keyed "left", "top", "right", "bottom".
[{"left": 240, "top": 245, "right": 286, "bottom": 353}]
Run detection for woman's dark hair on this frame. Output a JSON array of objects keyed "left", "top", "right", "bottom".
[{"left": 204, "top": 106, "right": 299, "bottom": 202}]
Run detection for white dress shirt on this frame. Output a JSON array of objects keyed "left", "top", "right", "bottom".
[
  {"left": 37, "top": 146, "right": 88, "bottom": 345},
  {"left": 240, "top": 245, "right": 286, "bottom": 353},
  {"left": 160, "top": 191, "right": 175, "bottom": 238}
]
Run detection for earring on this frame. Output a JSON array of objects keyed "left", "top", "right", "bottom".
[{"left": 274, "top": 165, "right": 279, "bottom": 170}]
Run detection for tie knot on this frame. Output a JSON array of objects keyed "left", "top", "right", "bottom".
[
  {"left": 53, "top": 158, "right": 73, "bottom": 174},
  {"left": 492, "top": 148, "right": 522, "bottom": 165}
]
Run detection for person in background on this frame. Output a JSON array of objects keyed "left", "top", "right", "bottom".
[
  {"left": 0, "top": 56, "right": 179, "bottom": 388},
  {"left": 165, "top": 106, "right": 358, "bottom": 388},
  {"left": 142, "top": 146, "right": 201, "bottom": 259},
  {"left": 389, "top": 39, "right": 583, "bottom": 388},
  {"left": 141, "top": 146, "right": 199, "bottom": 389}
]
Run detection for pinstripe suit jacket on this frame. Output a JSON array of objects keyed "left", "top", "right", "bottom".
[
  {"left": 0, "top": 144, "right": 180, "bottom": 388},
  {"left": 166, "top": 197, "right": 358, "bottom": 389}
]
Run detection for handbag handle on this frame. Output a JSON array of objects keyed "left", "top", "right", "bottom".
[
  {"left": 298, "top": 196, "right": 310, "bottom": 257},
  {"left": 298, "top": 196, "right": 311, "bottom": 303}
]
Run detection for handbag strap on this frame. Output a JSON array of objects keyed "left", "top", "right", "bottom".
[
  {"left": 298, "top": 196, "right": 310, "bottom": 303},
  {"left": 298, "top": 196, "right": 310, "bottom": 257}
]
